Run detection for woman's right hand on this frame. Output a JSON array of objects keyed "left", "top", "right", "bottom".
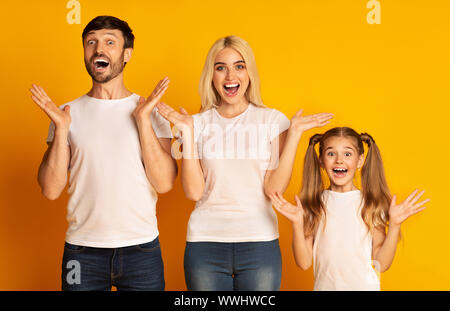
[
  {"left": 30, "top": 84, "right": 71, "bottom": 130},
  {"left": 156, "top": 102, "right": 194, "bottom": 133},
  {"left": 269, "top": 192, "right": 304, "bottom": 226}
]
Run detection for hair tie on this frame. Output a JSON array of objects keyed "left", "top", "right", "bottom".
[
  {"left": 309, "top": 134, "right": 323, "bottom": 146},
  {"left": 360, "top": 133, "right": 375, "bottom": 146}
]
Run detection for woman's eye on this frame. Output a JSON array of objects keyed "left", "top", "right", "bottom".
[
  {"left": 236, "top": 64, "right": 245, "bottom": 70},
  {"left": 216, "top": 66, "right": 225, "bottom": 71}
]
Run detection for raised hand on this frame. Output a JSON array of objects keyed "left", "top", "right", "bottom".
[
  {"left": 156, "top": 102, "right": 194, "bottom": 133},
  {"left": 269, "top": 192, "right": 304, "bottom": 225},
  {"left": 289, "top": 109, "right": 333, "bottom": 136},
  {"left": 389, "top": 189, "right": 430, "bottom": 226},
  {"left": 133, "top": 77, "right": 170, "bottom": 121},
  {"left": 30, "top": 84, "right": 71, "bottom": 130}
]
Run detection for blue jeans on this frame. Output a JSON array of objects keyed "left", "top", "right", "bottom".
[
  {"left": 61, "top": 236, "right": 165, "bottom": 291},
  {"left": 184, "top": 239, "right": 282, "bottom": 291}
]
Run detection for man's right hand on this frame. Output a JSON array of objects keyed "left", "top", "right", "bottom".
[{"left": 30, "top": 84, "right": 71, "bottom": 130}]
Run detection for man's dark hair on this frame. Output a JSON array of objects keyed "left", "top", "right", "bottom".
[{"left": 82, "top": 16, "right": 135, "bottom": 49}]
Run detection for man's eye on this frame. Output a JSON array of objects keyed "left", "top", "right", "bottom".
[
  {"left": 107, "top": 40, "right": 114, "bottom": 45},
  {"left": 87, "top": 40, "right": 95, "bottom": 45}
]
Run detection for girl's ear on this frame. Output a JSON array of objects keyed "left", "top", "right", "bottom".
[
  {"left": 319, "top": 156, "right": 324, "bottom": 169},
  {"left": 357, "top": 153, "right": 364, "bottom": 169}
]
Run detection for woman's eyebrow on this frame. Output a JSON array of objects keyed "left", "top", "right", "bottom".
[{"left": 214, "top": 60, "right": 245, "bottom": 66}]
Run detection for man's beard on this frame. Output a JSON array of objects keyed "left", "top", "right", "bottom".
[{"left": 84, "top": 51, "right": 125, "bottom": 84}]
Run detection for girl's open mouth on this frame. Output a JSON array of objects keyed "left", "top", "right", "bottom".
[{"left": 332, "top": 168, "right": 348, "bottom": 178}]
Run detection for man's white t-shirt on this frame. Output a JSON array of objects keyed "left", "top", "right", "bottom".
[
  {"left": 184, "top": 103, "right": 290, "bottom": 242},
  {"left": 47, "top": 93, "right": 173, "bottom": 248}
]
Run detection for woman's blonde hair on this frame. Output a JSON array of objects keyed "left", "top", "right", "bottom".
[
  {"left": 300, "top": 127, "right": 391, "bottom": 238},
  {"left": 199, "top": 36, "right": 265, "bottom": 112}
]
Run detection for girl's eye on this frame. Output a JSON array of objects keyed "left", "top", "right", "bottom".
[
  {"left": 345, "top": 152, "right": 352, "bottom": 157},
  {"left": 327, "top": 152, "right": 335, "bottom": 156}
]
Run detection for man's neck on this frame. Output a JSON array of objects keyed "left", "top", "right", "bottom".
[{"left": 87, "top": 75, "right": 132, "bottom": 100}]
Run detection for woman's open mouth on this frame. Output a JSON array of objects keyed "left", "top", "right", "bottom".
[{"left": 223, "top": 83, "right": 240, "bottom": 97}]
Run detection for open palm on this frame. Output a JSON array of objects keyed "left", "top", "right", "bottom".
[
  {"left": 269, "top": 192, "right": 304, "bottom": 225},
  {"left": 389, "top": 189, "right": 430, "bottom": 226},
  {"left": 30, "top": 84, "right": 71, "bottom": 129},
  {"left": 290, "top": 109, "right": 333, "bottom": 134}
]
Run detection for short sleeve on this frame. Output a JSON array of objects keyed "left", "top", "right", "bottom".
[
  {"left": 269, "top": 109, "right": 290, "bottom": 141},
  {"left": 151, "top": 107, "right": 174, "bottom": 139}
]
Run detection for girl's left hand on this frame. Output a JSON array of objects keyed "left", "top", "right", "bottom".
[
  {"left": 389, "top": 189, "right": 430, "bottom": 227},
  {"left": 289, "top": 109, "right": 333, "bottom": 135}
]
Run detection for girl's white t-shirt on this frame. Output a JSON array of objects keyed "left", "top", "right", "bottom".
[
  {"left": 47, "top": 93, "right": 173, "bottom": 248},
  {"left": 185, "top": 103, "right": 290, "bottom": 242},
  {"left": 313, "top": 190, "right": 381, "bottom": 291}
]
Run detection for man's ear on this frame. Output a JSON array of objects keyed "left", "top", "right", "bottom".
[{"left": 124, "top": 48, "right": 133, "bottom": 64}]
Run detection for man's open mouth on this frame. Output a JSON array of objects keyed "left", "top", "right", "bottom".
[
  {"left": 223, "top": 83, "right": 240, "bottom": 96},
  {"left": 93, "top": 59, "right": 110, "bottom": 70}
]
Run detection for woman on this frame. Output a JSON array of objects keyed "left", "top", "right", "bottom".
[{"left": 157, "top": 36, "right": 332, "bottom": 290}]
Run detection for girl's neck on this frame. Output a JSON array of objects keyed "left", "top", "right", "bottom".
[{"left": 328, "top": 183, "right": 359, "bottom": 193}]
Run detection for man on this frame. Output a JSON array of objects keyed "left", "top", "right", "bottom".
[{"left": 30, "top": 16, "right": 177, "bottom": 291}]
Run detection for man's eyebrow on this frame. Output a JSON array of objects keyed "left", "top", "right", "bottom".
[{"left": 85, "top": 31, "right": 119, "bottom": 38}]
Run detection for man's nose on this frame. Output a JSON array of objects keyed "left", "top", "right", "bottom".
[{"left": 95, "top": 42, "right": 105, "bottom": 54}]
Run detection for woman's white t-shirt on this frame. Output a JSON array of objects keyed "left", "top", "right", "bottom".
[
  {"left": 313, "top": 190, "right": 381, "bottom": 291},
  {"left": 47, "top": 93, "right": 173, "bottom": 248},
  {"left": 185, "top": 104, "right": 290, "bottom": 242}
]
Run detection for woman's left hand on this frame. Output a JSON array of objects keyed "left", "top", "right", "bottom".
[{"left": 288, "top": 109, "right": 333, "bottom": 136}]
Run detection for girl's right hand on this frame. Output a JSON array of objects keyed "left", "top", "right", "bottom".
[
  {"left": 269, "top": 192, "right": 304, "bottom": 225},
  {"left": 289, "top": 109, "right": 333, "bottom": 136},
  {"left": 30, "top": 84, "right": 71, "bottom": 130},
  {"left": 156, "top": 102, "right": 194, "bottom": 133}
]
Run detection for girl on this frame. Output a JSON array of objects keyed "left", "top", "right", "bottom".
[
  {"left": 156, "top": 35, "right": 333, "bottom": 290},
  {"left": 269, "top": 127, "right": 429, "bottom": 290}
]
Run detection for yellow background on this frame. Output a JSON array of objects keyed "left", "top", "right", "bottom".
[{"left": 0, "top": 0, "right": 448, "bottom": 290}]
